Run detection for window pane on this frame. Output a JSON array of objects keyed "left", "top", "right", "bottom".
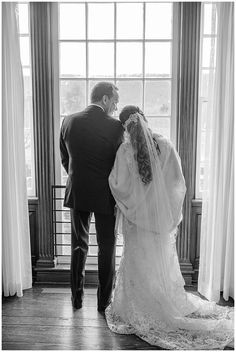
[
  {"left": 145, "top": 43, "right": 171, "bottom": 77},
  {"left": 116, "top": 246, "right": 123, "bottom": 256},
  {"left": 22, "top": 67, "right": 35, "bottom": 196},
  {"left": 59, "top": 4, "right": 85, "bottom": 39},
  {"left": 24, "top": 128, "right": 34, "bottom": 194},
  {"left": 200, "top": 69, "right": 209, "bottom": 98},
  {"left": 23, "top": 68, "right": 33, "bottom": 129},
  {"left": 89, "top": 246, "right": 98, "bottom": 256},
  {"left": 202, "top": 38, "right": 216, "bottom": 68},
  {"left": 200, "top": 69, "right": 215, "bottom": 98},
  {"left": 116, "top": 80, "right": 143, "bottom": 113},
  {"left": 61, "top": 166, "right": 68, "bottom": 186},
  {"left": 198, "top": 101, "right": 208, "bottom": 193},
  {"left": 147, "top": 118, "right": 170, "bottom": 139},
  {"left": 88, "top": 43, "right": 114, "bottom": 77},
  {"left": 88, "top": 3, "right": 114, "bottom": 39},
  {"left": 116, "top": 3, "right": 143, "bottom": 39},
  {"left": 60, "top": 43, "right": 86, "bottom": 77},
  {"left": 146, "top": 3, "right": 172, "bottom": 39},
  {"left": 18, "top": 4, "right": 29, "bottom": 34},
  {"left": 20, "top": 37, "right": 30, "bottom": 66},
  {"left": 144, "top": 80, "right": 171, "bottom": 116},
  {"left": 204, "top": 3, "right": 217, "bottom": 35},
  {"left": 117, "top": 43, "right": 142, "bottom": 77},
  {"left": 60, "top": 80, "right": 86, "bottom": 115}
]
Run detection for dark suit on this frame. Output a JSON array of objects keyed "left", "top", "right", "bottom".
[{"left": 60, "top": 105, "right": 124, "bottom": 309}]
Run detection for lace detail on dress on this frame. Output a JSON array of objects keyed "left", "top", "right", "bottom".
[
  {"left": 106, "top": 307, "right": 234, "bottom": 350},
  {"left": 106, "top": 217, "right": 234, "bottom": 350},
  {"left": 106, "top": 294, "right": 234, "bottom": 350}
]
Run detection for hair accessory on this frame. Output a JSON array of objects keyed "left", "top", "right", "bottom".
[{"left": 123, "top": 113, "right": 139, "bottom": 129}]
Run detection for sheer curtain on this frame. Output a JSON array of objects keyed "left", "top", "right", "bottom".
[
  {"left": 2, "top": 3, "right": 32, "bottom": 297},
  {"left": 198, "top": 3, "right": 234, "bottom": 302}
]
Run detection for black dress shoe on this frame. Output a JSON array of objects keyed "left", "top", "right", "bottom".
[
  {"left": 97, "top": 307, "right": 105, "bottom": 312},
  {"left": 71, "top": 296, "right": 82, "bottom": 309},
  {"left": 97, "top": 305, "right": 108, "bottom": 312}
]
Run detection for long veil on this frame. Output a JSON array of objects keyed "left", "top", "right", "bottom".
[
  {"left": 115, "top": 112, "right": 184, "bottom": 240},
  {"left": 107, "top": 112, "right": 234, "bottom": 350}
]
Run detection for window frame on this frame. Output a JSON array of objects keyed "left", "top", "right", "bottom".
[{"left": 51, "top": 2, "right": 179, "bottom": 266}]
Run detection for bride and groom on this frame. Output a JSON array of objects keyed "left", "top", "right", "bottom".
[{"left": 60, "top": 82, "right": 233, "bottom": 350}]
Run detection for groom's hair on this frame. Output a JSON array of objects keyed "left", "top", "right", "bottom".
[{"left": 90, "top": 82, "right": 118, "bottom": 103}]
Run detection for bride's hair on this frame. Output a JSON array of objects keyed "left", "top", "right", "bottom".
[{"left": 119, "top": 105, "right": 160, "bottom": 185}]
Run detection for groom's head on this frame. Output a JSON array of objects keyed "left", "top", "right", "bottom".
[{"left": 90, "top": 82, "right": 119, "bottom": 116}]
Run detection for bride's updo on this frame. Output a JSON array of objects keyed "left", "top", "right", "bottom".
[{"left": 119, "top": 105, "right": 156, "bottom": 185}]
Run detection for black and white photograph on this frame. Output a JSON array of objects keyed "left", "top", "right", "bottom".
[{"left": 2, "top": 0, "right": 234, "bottom": 350}]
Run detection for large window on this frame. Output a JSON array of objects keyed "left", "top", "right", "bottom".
[
  {"left": 196, "top": 3, "right": 217, "bottom": 198},
  {"left": 18, "top": 3, "right": 36, "bottom": 197},
  {"left": 58, "top": 2, "right": 174, "bottom": 184},
  {"left": 54, "top": 2, "right": 176, "bottom": 266}
]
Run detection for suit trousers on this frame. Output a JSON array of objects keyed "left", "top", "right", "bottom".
[{"left": 70, "top": 209, "right": 116, "bottom": 309}]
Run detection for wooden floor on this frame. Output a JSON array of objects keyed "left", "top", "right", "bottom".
[
  {"left": 2, "top": 286, "right": 162, "bottom": 350},
  {"left": 2, "top": 286, "right": 234, "bottom": 350}
]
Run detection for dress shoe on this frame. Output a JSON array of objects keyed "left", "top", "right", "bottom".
[
  {"left": 97, "top": 305, "right": 107, "bottom": 312},
  {"left": 71, "top": 296, "right": 82, "bottom": 309}
]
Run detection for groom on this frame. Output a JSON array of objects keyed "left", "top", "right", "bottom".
[{"left": 60, "top": 82, "right": 124, "bottom": 311}]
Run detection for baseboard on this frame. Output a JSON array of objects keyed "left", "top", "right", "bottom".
[
  {"left": 34, "top": 263, "right": 196, "bottom": 286},
  {"left": 34, "top": 266, "right": 98, "bottom": 286}
]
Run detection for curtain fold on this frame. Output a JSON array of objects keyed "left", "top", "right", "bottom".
[
  {"left": 2, "top": 2, "right": 32, "bottom": 296},
  {"left": 198, "top": 3, "right": 234, "bottom": 302}
]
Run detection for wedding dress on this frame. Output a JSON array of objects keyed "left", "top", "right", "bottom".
[{"left": 105, "top": 117, "right": 234, "bottom": 350}]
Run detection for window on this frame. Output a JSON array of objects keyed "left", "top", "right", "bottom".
[
  {"left": 18, "top": 3, "right": 36, "bottom": 197},
  {"left": 54, "top": 2, "right": 176, "bottom": 266},
  {"left": 196, "top": 3, "right": 217, "bottom": 198},
  {"left": 58, "top": 2, "right": 174, "bottom": 185}
]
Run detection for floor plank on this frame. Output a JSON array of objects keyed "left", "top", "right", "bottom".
[
  {"left": 2, "top": 286, "right": 233, "bottom": 350},
  {"left": 2, "top": 287, "right": 160, "bottom": 350}
]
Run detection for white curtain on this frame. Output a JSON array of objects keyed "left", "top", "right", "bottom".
[
  {"left": 2, "top": 2, "right": 32, "bottom": 297},
  {"left": 198, "top": 3, "right": 234, "bottom": 302}
]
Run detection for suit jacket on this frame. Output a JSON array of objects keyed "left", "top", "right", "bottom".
[{"left": 60, "top": 105, "right": 124, "bottom": 214}]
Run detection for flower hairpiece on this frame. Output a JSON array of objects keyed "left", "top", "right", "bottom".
[{"left": 123, "top": 113, "right": 139, "bottom": 129}]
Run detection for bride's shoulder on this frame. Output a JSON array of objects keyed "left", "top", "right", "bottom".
[
  {"left": 117, "top": 142, "right": 133, "bottom": 168},
  {"left": 153, "top": 133, "right": 173, "bottom": 153}
]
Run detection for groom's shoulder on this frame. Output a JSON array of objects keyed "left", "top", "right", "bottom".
[
  {"left": 61, "top": 108, "right": 92, "bottom": 127},
  {"left": 106, "top": 115, "right": 123, "bottom": 127}
]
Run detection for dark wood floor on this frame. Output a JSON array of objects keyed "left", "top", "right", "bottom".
[
  {"left": 2, "top": 286, "right": 162, "bottom": 350},
  {"left": 2, "top": 286, "right": 234, "bottom": 350}
]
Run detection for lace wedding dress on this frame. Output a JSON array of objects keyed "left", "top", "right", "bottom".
[{"left": 105, "top": 133, "right": 234, "bottom": 350}]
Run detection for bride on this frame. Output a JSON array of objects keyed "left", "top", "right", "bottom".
[{"left": 105, "top": 105, "right": 234, "bottom": 350}]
